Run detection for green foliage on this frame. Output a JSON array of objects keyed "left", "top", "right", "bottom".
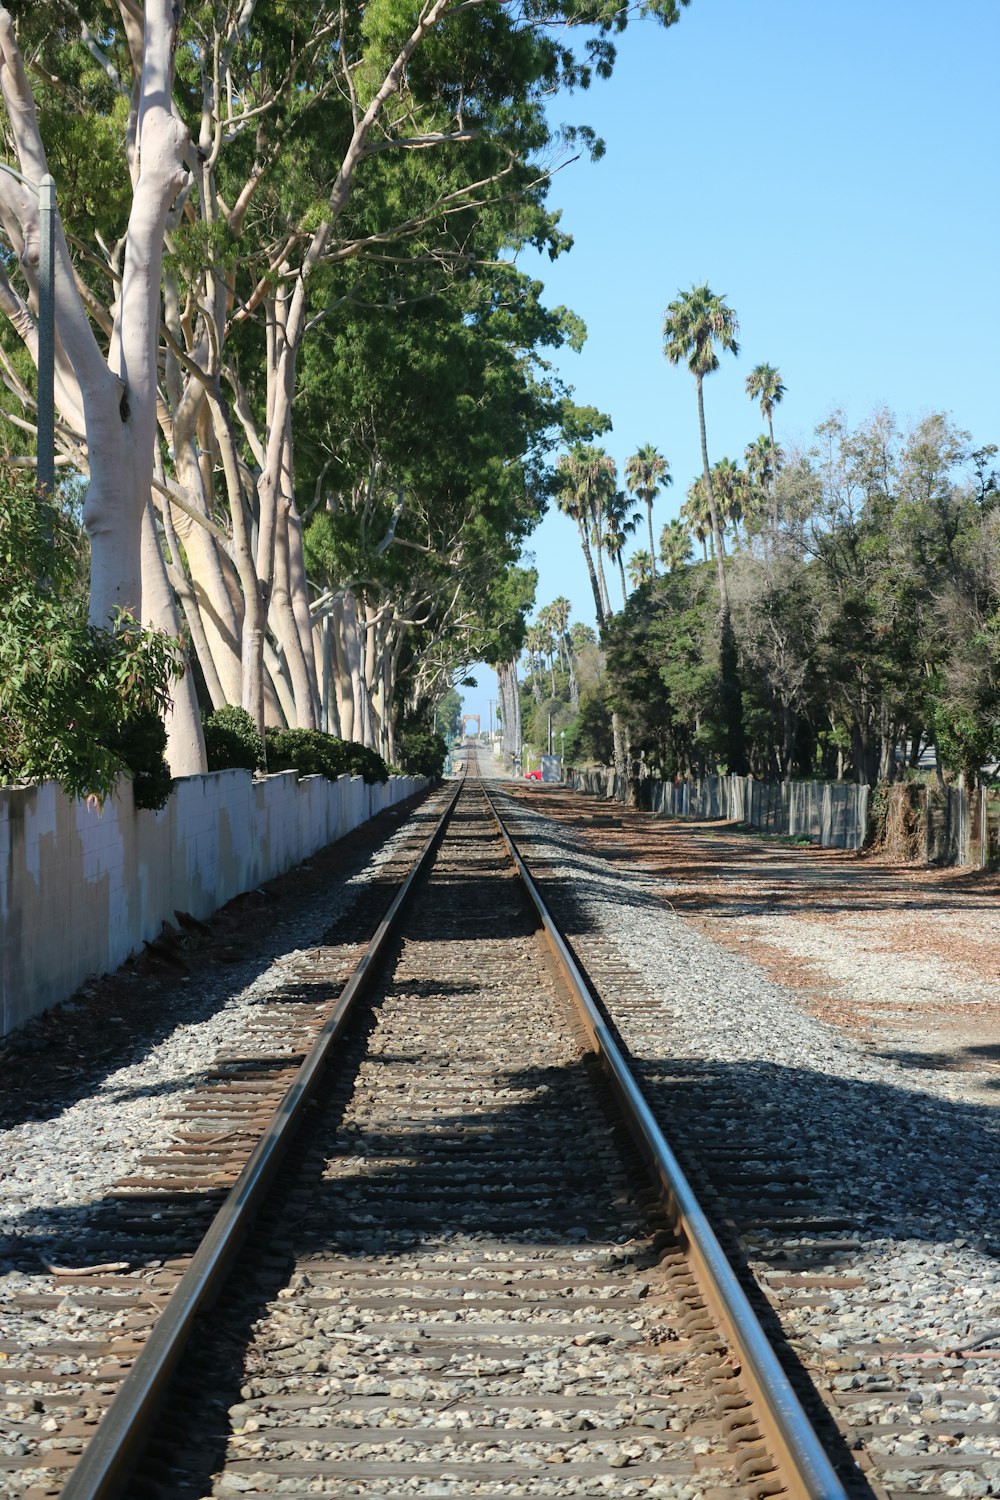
[
  {"left": 395, "top": 726, "right": 448, "bottom": 777},
  {"left": 599, "top": 405, "right": 1000, "bottom": 788},
  {"left": 264, "top": 728, "right": 389, "bottom": 784},
  {"left": 603, "top": 562, "right": 724, "bottom": 776},
  {"left": 436, "top": 688, "right": 463, "bottom": 742},
  {"left": 929, "top": 696, "right": 1000, "bottom": 787},
  {"left": 563, "top": 698, "right": 612, "bottom": 764},
  {"left": 0, "top": 469, "right": 182, "bottom": 808},
  {"left": 203, "top": 706, "right": 264, "bottom": 772}
]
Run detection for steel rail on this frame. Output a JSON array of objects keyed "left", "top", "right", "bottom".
[
  {"left": 61, "top": 773, "right": 465, "bottom": 1500},
  {"left": 479, "top": 774, "right": 849, "bottom": 1500}
]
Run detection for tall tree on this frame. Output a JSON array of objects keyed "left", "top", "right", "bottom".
[
  {"left": 745, "top": 434, "right": 778, "bottom": 499},
  {"left": 745, "top": 363, "right": 786, "bottom": 501},
  {"left": 663, "top": 282, "right": 746, "bottom": 771},
  {"left": 547, "top": 594, "right": 578, "bottom": 708},
  {"left": 556, "top": 444, "right": 617, "bottom": 626},
  {"left": 625, "top": 443, "right": 670, "bottom": 578},
  {"left": 659, "top": 517, "right": 693, "bottom": 573},
  {"left": 535, "top": 604, "right": 559, "bottom": 694},
  {"left": 604, "top": 488, "right": 642, "bottom": 607},
  {"left": 0, "top": 3, "right": 206, "bottom": 774},
  {"left": 626, "top": 549, "right": 654, "bottom": 589},
  {"left": 682, "top": 478, "right": 712, "bottom": 560},
  {"left": 0, "top": 0, "right": 696, "bottom": 772}
]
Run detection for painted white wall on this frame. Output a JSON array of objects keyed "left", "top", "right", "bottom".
[{"left": 0, "top": 770, "right": 426, "bottom": 1035}]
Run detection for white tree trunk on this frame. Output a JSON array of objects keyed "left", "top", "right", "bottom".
[
  {"left": 0, "top": 6, "right": 208, "bottom": 776},
  {"left": 93, "top": 1, "right": 189, "bottom": 622},
  {"left": 141, "top": 501, "right": 207, "bottom": 775}
]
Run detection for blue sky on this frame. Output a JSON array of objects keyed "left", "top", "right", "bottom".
[{"left": 462, "top": 0, "right": 999, "bottom": 729}]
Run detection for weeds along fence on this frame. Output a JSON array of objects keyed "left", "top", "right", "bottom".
[{"left": 568, "top": 770, "right": 1000, "bottom": 867}]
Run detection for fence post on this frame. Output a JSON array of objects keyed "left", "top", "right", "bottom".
[{"left": 856, "top": 784, "right": 869, "bottom": 851}]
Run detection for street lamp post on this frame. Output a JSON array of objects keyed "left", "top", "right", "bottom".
[{"left": 36, "top": 175, "right": 55, "bottom": 496}]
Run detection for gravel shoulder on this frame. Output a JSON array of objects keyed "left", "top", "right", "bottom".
[
  {"left": 517, "top": 787, "right": 1000, "bottom": 1108},
  {"left": 495, "top": 783, "right": 1000, "bottom": 1495}
]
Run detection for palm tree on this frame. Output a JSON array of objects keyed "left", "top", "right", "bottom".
[
  {"left": 548, "top": 595, "right": 572, "bottom": 670},
  {"left": 663, "top": 283, "right": 746, "bottom": 771},
  {"left": 548, "top": 594, "right": 577, "bottom": 708},
  {"left": 626, "top": 550, "right": 655, "bottom": 589},
  {"left": 535, "top": 604, "right": 558, "bottom": 695},
  {"left": 712, "top": 457, "right": 747, "bottom": 545},
  {"left": 733, "top": 465, "right": 761, "bottom": 539},
  {"left": 744, "top": 433, "right": 775, "bottom": 492},
  {"left": 556, "top": 445, "right": 617, "bottom": 627},
  {"left": 745, "top": 362, "right": 785, "bottom": 498},
  {"left": 557, "top": 445, "right": 626, "bottom": 786},
  {"left": 744, "top": 435, "right": 779, "bottom": 532},
  {"left": 625, "top": 444, "right": 671, "bottom": 579},
  {"left": 588, "top": 454, "right": 619, "bottom": 618},
  {"left": 658, "top": 518, "right": 693, "bottom": 574},
  {"left": 523, "top": 627, "right": 545, "bottom": 703},
  {"left": 604, "top": 489, "right": 642, "bottom": 607},
  {"left": 663, "top": 285, "right": 739, "bottom": 580},
  {"left": 682, "top": 478, "right": 712, "bottom": 560}
]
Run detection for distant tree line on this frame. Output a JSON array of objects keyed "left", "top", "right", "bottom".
[
  {"left": 536, "top": 277, "right": 999, "bottom": 791},
  {"left": 599, "top": 408, "right": 999, "bottom": 788}
]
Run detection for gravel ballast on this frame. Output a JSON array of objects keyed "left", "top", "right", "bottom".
[{"left": 498, "top": 786, "right": 1000, "bottom": 1494}]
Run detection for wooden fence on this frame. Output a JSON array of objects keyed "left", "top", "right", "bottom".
[{"left": 564, "top": 769, "right": 1000, "bottom": 868}]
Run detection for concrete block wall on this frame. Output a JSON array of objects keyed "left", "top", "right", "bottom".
[{"left": 0, "top": 769, "right": 426, "bottom": 1036}]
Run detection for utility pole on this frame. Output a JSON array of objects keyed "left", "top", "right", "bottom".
[{"left": 37, "top": 175, "right": 55, "bottom": 496}]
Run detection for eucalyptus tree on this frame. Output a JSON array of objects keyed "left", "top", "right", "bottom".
[
  {"left": 0, "top": 0, "right": 696, "bottom": 771},
  {"left": 298, "top": 266, "right": 562, "bottom": 758},
  {"left": 624, "top": 443, "right": 670, "bottom": 578},
  {"left": 0, "top": 3, "right": 206, "bottom": 771},
  {"left": 662, "top": 283, "right": 746, "bottom": 770}
]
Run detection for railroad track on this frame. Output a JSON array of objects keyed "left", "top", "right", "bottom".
[
  {"left": 1, "top": 758, "right": 849, "bottom": 1499},
  {"left": 497, "top": 782, "right": 1000, "bottom": 1500}
]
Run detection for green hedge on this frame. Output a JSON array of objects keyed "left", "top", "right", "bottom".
[
  {"left": 203, "top": 711, "right": 391, "bottom": 785},
  {"left": 203, "top": 705, "right": 264, "bottom": 771},
  {"left": 395, "top": 725, "right": 447, "bottom": 777},
  {"left": 264, "top": 727, "right": 389, "bottom": 784}
]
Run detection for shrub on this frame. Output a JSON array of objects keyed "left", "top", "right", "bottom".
[
  {"left": 395, "top": 725, "right": 447, "bottom": 778},
  {"left": 0, "top": 473, "right": 183, "bottom": 810},
  {"left": 264, "top": 727, "right": 389, "bottom": 784},
  {"left": 203, "top": 705, "right": 264, "bottom": 772},
  {"left": 104, "top": 705, "right": 173, "bottom": 811}
]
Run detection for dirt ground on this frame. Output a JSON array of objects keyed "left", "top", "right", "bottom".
[{"left": 510, "top": 783, "right": 1000, "bottom": 1106}]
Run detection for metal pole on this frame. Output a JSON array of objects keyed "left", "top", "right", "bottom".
[{"left": 36, "top": 174, "right": 55, "bottom": 496}]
